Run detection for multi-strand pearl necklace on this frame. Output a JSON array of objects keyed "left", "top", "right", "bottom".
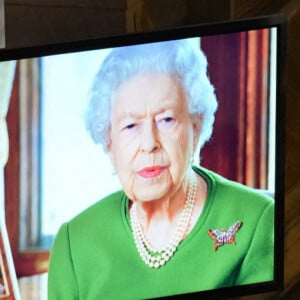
[{"left": 130, "top": 171, "right": 197, "bottom": 269}]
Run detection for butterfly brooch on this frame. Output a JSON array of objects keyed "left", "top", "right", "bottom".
[{"left": 208, "top": 221, "right": 243, "bottom": 251}]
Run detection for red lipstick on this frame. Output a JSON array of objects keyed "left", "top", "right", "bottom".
[{"left": 138, "top": 166, "right": 165, "bottom": 178}]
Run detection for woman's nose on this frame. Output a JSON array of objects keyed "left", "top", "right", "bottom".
[{"left": 140, "top": 122, "right": 160, "bottom": 153}]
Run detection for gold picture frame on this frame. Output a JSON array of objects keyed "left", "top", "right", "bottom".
[
  {"left": 0, "top": 251, "right": 9, "bottom": 298},
  {"left": 0, "top": 232, "right": 13, "bottom": 299}
]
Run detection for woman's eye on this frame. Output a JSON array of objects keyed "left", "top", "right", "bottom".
[
  {"left": 157, "top": 117, "right": 175, "bottom": 128},
  {"left": 163, "top": 117, "right": 174, "bottom": 123},
  {"left": 161, "top": 117, "right": 175, "bottom": 124},
  {"left": 123, "top": 123, "right": 137, "bottom": 131}
]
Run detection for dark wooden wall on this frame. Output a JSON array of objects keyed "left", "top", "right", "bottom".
[
  {"left": 4, "top": 0, "right": 126, "bottom": 48},
  {"left": 4, "top": 0, "right": 300, "bottom": 299}
]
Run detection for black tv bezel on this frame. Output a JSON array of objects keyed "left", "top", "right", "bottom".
[{"left": 1, "top": 14, "right": 286, "bottom": 299}]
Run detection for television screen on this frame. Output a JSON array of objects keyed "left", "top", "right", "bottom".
[{"left": 1, "top": 15, "right": 285, "bottom": 299}]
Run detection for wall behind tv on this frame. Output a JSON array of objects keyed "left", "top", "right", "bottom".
[{"left": 4, "top": 0, "right": 300, "bottom": 299}]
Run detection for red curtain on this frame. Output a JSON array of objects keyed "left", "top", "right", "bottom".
[{"left": 200, "top": 29, "right": 270, "bottom": 189}]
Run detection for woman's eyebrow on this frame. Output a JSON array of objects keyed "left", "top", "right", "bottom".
[
  {"left": 116, "top": 111, "right": 143, "bottom": 123},
  {"left": 156, "top": 108, "right": 176, "bottom": 115},
  {"left": 116, "top": 105, "right": 178, "bottom": 123}
]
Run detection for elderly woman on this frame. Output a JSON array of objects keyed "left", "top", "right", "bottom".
[{"left": 48, "top": 39, "right": 274, "bottom": 299}]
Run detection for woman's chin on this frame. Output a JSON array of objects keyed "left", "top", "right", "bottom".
[
  {"left": 123, "top": 172, "right": 175, "bottom": 202},
  {"left": 132, "top": 186, "right": 170, "bottom": 203}
]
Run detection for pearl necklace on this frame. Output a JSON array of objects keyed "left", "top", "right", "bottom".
[{"left": 130, "top": 171, "right": 197, "bottom": 269}]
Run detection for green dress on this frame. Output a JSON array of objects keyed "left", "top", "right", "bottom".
[{"left": 48, "top": 166, "right": 274, "bottom": 299}]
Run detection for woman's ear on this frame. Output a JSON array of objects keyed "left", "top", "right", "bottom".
[
  {"left": 192, "top": 114, "right": 203, "bottom": 152},
  {"left": 106, "top": 139, "right": 116, "bottom": 168}
]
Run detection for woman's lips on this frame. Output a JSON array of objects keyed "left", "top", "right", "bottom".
[{"left": 137, "top": 166, "right": 166, "bottom": 178}]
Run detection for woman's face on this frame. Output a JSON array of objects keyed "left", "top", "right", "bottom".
[{"left": 108, "top": 72, "right": 201, "bottom": 202}]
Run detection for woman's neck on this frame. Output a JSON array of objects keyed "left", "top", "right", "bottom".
[
  {"left": 138, "top": 184, "right": 187, "bottom": 226},
  {"left": 131, "top": 172, "right": 207, "bottom": 251}
]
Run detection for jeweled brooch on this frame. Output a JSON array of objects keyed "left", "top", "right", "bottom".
[{"left": 208, "top": 221, "right": 243, "bottom": 251}]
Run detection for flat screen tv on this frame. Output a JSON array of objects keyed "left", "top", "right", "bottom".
[{"left": 1, "top": 15, "right": 285, "bottom": 299}]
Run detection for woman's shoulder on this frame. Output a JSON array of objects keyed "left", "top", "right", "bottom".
[
  {"left": 194, "top": 165, "right": 274, "bottom": 211},
  {"left": 193, "top": 166, "right": 274, "bottom": 240},
  {"left": 67, "top": 190, "right": 126, "bottom": 229}
]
